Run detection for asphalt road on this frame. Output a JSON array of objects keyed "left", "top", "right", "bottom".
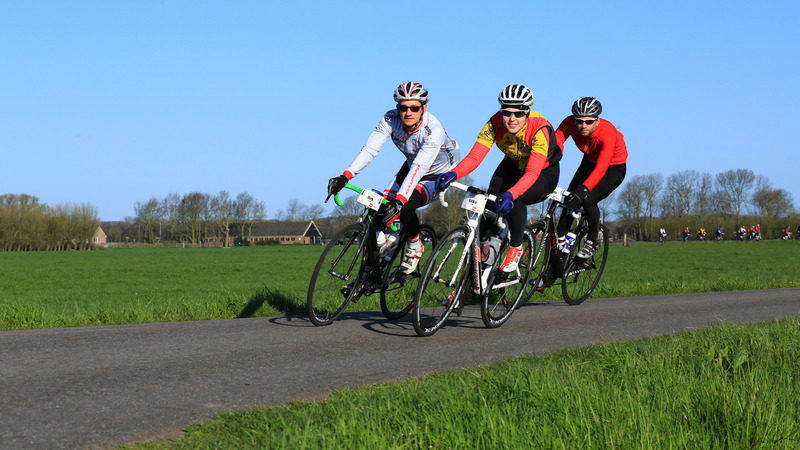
[{"left": 2, "top": 288, "right": 799, "bottom": 448}]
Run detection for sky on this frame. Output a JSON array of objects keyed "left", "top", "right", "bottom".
[{"left": 2, "top": 1, "right": 799, "bottom": 221}]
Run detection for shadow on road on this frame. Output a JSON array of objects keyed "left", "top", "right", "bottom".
[{"left": 238, "top": 287, "right": 306, "bottom": 318}]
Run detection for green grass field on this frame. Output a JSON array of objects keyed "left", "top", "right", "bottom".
[
  {"left": 1, "top": 240, "right": 798, "bottom": 330},
  {"left": 3, "top": 240, "right": 799, "bottom": 448}
]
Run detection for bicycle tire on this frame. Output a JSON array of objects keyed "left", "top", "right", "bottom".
[
  {"left": 480, "top": 225, "right": 534, "bottom": 328},
  {"left": 561, "top": 223, "right": 609, "bottom": 305},
  {"left": 380, "top": 224, "right": 437, "bottom": 320},
  {"left": 307, "top": 223, "right": 367, "bottom": 326},
  {"left": 518, "top": 221, "right": 550, "bottom": 307},
  {"left": 412, "top": 225, "right": 470, "bottom": 337}
]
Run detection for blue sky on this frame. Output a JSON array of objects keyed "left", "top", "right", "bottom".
[{"left": 2, "top": 1, "right": 798, "bottom": 221}]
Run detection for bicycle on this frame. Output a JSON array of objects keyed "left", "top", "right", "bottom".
[
  {"left": 519, "top": 186, "right": 609, "bottom": 306},
  {"left": 411, "top": 182, "right": 534, "bottom": 337},
  {"left": 307, "top": 183, "right": 436, "bottom": 326}
]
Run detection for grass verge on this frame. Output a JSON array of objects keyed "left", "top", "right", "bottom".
[{"left": 126, "top": 316, "right": 800, "bottom": 448}]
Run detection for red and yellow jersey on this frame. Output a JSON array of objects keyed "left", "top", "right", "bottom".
[
  {"left": 476, "top": 111, "right": 553, "bottom": 170},
  {"left": 452, "top": 111, "right": 561, "bottom": 199},
  {"left": 556, "top": 116, "right": 628, "bottom": 191}
]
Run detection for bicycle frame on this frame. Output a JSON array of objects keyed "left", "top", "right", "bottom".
[
  {"left": 537, "top": 187, "right": 577, "bottom": 280},
  {"left": 332, "top": 184, "right": 397, "bottom": 297},
  {"left": 435, "top": 182, "right": 509, "bottom": 297}
]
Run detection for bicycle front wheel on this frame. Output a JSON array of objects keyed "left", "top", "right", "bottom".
[
  {"left": 307, "top": 223, "right": 366, "bottom": 325},
  {"left": 412, "top": 225, "right": 471, "bottom": 337},
  {"left": 380, "top": 224, "right": 437, "bottom": 320},
  {"left": 480, "top": 226, "right": 534, "bottom": 328},
  {"left": 561, "top": 223, "right": 609, "bottom": 305}
]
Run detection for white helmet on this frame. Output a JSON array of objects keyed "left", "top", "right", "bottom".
[
  {"left": 498, "top": 84, "right": 534, "bottom": 109},
  {"left": 394, "top": 81, "right": 429, "bottom": 104}
]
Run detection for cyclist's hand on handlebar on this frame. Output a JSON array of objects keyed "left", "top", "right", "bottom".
[
  {"left": 326, "top": 174, "right": 349, "bottom": 202},
  {"left": 565, "top": 184, "right": 589, "bottom": 210},
  {"left": 494, "top": 191, "right": 514, "bottom": 216},
  {"left": 435, "top": 171, "right": 458, "bottom": 193},
  {"left": 378, "top": 198, "right": 404, "bottom": 226}
]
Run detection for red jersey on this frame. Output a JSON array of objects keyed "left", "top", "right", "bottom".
[{"left": 556, "top": 116, "right": 628, "bottom": 191}]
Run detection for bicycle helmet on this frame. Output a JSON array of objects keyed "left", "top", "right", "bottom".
[
  {"left": 394, "top": 81, "right": 429, "bottom": 105},
  {"left": 498, "top": 84, "right": 534, "bottom": 109},
  {"left": 571, "top": 97, "right": 602, "bottom": 117}
]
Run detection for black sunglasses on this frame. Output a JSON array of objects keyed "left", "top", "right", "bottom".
[
  {"left": 398, "top": 105, "right": 422, "bottom": 113},
  {"left": 501, "top": 109, "right": 527, "bottom": 118},
  {"left": 575, "top": 118, "right": 597, "bottom": 125}
]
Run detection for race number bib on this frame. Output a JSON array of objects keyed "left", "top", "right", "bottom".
[
  {"left": 357, "top": 189, "right": 383, "bottom": 211},
  {"left": 461, "top": 192, "right": 487, "bottom": 214}
]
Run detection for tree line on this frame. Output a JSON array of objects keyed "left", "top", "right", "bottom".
[
  {"left": 0, "top": 194, "right": 99, "bottom": 251},
  {"left": 115, "top": 191, "right": 267, "bottom": 245},
  {"left": 613, "top": 169, "right": 797, "bottom": 241}
]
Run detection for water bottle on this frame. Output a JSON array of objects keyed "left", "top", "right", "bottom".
[
  {"left": 563, "top": 232, "right": 577, "bottom": 253},
  {"left": 486, "top": 234, "right": 502, "bottom": 265},
  {"left": 381, "top": 232, "right": 400, "bottom": 260},
  {"left": 376, "top": 231, "right": 386, "bottom": 247}
]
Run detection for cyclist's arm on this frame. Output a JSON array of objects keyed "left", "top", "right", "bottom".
[
  {"left": 506, "top": 128, "right": 549, "bottom": 199},
  {"left": 581, "top": 125, "right": 617, "bottom": 191},
  {"left": 449, "top": 120, "right": 496, "bottom": 179},
  {"left": 344, "top": 112, "right": 393, "bottom": 179},
  {"left": 394, "top": 126, "right": 447, "bottom": 203},
  {"left": 555, "top": 116, "right": 573, "bottom": 148}
]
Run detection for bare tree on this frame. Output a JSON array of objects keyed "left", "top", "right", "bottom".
[
  {"left": 641, "top": 173, "right": 663, "bottom": 239},
  {"left": 133, "top": 197, "right": 162, "bottom": 244},
  {"left": 715, "top": 169, "right": 755, "bottom": 226},
  {"left": 617, "top": 176, "right": 647, "bottom": 239},
  {"left": 753, "top": 182, "right": 794, "bottom": 219},
  {"left": 160, "top": 193, "right": 181, "bottom": 242},
  {"left": 694, "top": 172, "right": 714, "bottom": 218},
  {"left": 661, "top": 170, "right": 700, "bottom": 218},
  {"left": 211, "top": 190, "right": 235, "bottom": 247},
  {"left": 180, "top": 192, "right": 210, "bottom": 245},
  {"left": 302, "top": 203, "right": 326, "bottom": 220},
  {"left": 234, "top": 192, "right": 265, "bottom": 240}
]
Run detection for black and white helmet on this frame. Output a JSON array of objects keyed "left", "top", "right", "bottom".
[
  {"left": 394, "top": 81, "right": 429, "bottom": 105},
  {"left": 572, "top": 97, "right": 602, "bottom": 117},
  {"left": 498, "top": 84, "right": 534, "bottom": 109}
]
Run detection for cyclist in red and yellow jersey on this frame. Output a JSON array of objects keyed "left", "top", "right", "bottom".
[
  {"left": 436, "top": 84, "right": 562, "bottom": 272},
  {"left": 556, "top": 97, "right": 627, "bottom": 258}
]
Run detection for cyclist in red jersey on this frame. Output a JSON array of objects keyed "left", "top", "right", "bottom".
[
  {"left": 556, "top": 97, "right": 627, "bottom": 258},
  {"left": 436, "top": 84, "right": 561, "bottom": 272}
]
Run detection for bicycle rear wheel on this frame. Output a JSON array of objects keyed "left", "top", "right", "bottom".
[
  {"left": 380, "top": 224, "right": 437, "bottom": 320},
  {"left": 412, "top": 225, "right": 470, "bottom": 337},
  {"left": 561, "top": 223, "right": 609, "bottom": 305},
  {"left": 307, "top": 223, "right": 366, "bottom": 325},
  {"left": 480, "top": 226, "right": 534, "bottom": 328},
  {"left": 518, "top": 221, "right": 550, "bottom": 307}
]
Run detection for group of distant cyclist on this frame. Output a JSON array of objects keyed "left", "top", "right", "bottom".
[
  {"left": 326, "top": 81, "right": 628, "bottom": 274},
  {"left": 659, "top": 224, "right": 800, "bottom": 241}
]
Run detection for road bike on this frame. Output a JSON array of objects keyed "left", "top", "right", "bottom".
[
  {"left": 307, "top": 183, "right": 436, "bottom": 326},
  {"left": 520, "top": 187, "right": 609, "bottom": 306},
  {"left": 411, "top": 182, "right": 534, "bottom": 337}
]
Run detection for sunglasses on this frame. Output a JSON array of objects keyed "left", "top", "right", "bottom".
[
  {"left": 501, "top": 109, "right": 527, "bottom": 118},
  {"left": 398, "top": 105, "right": 422, "bottom": 113},
  {"left": 575, "top": 118, "right": 597, "bottom": 125}
]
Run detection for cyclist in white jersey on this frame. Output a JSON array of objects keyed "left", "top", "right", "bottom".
[{"left": 327, "top": 81, "right": 460, "bottom": 273}]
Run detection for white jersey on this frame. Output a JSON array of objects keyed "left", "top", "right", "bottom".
[{"left": 346, "top": 109, "right": 460, "bottom": 203}]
